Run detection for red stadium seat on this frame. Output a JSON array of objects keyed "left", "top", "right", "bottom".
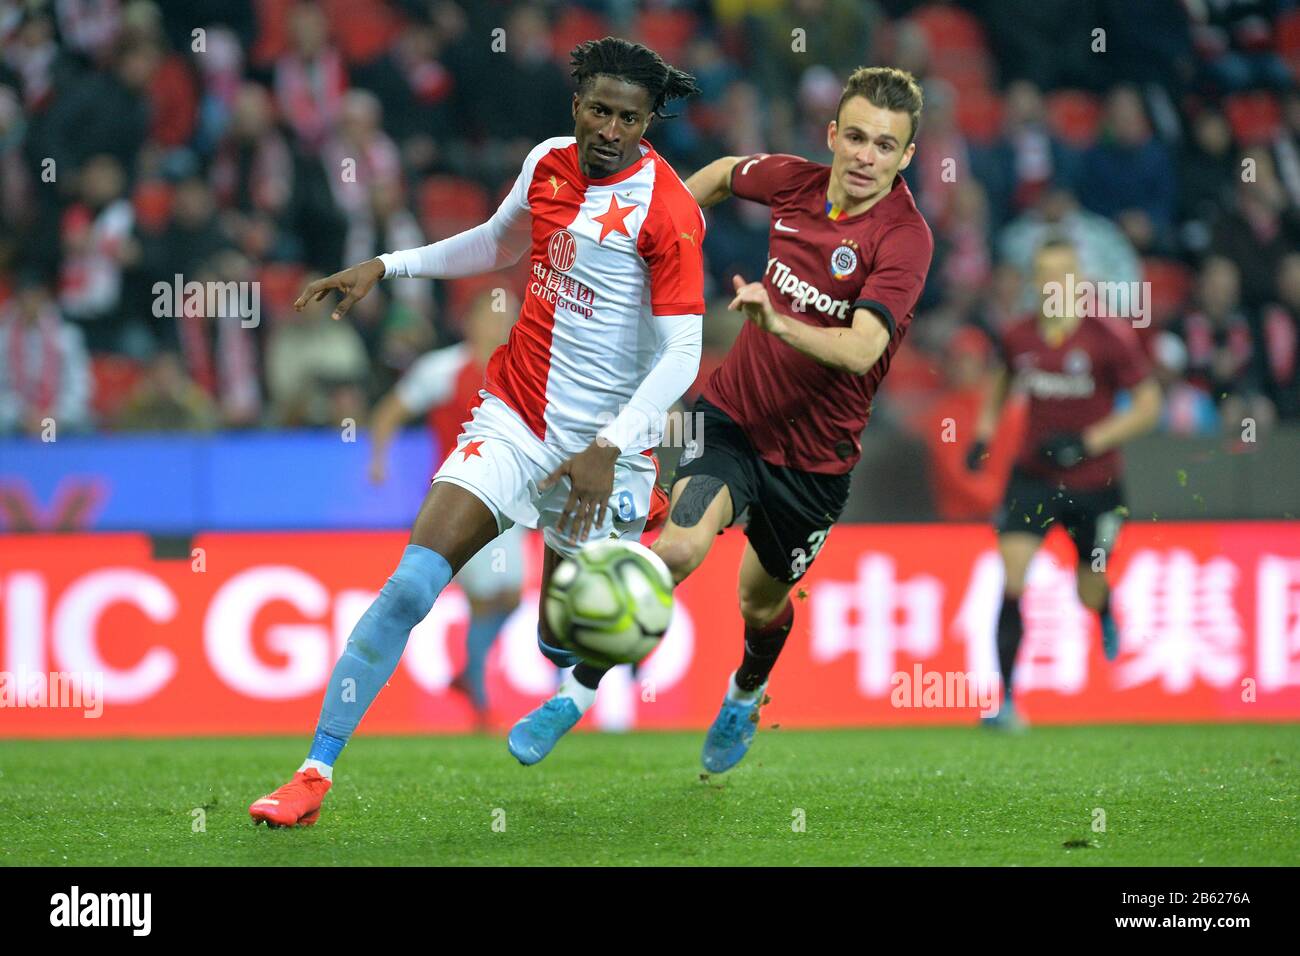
[
  {"left": 256, "top": 262, "right": 306, "bottom": 320},
  {"left": 911, "top": 4, "right": 995, "bottom": 90},
  {"left": 956, "top": 87, "right": 1004, "bottom": 144},
  {"left": 323, "top": 0, "right": 403, "bottom": 65},
  {"left": 911, "top": 4, "right": 989, "bottom": 55},
  {"left": 419, "top": 176, "right": 490, "bottom": 242},
  {"left": 632, "top": 9, "right": 698, "bottom": 66},
  {"left": 552, "top": 8, "right": 612, "bottom": 66},
  {"left": 132, "top": 180, "right": 174, "bottom": 235},
  {"left": 1046, "top": 90, "right": 1103, "bottom": 147},
  {"left": 90, "top": 355, "right": 146, "bottom": 422},
  {"left": 250, "top": 0, "right": 294, "bottom": 68},
  {"left": 1142, "top": 257, "right": 1194, "bottom": 328},
  {"left": 1279, "top": 10, "right": 1300, "bottom": 76},
  {"left": 1224, "top": 92, "right": 1282, "bottom": 146}
]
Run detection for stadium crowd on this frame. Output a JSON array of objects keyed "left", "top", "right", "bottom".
[{"left": 1, "top": 0, "right": 1298, "bottom": 478}]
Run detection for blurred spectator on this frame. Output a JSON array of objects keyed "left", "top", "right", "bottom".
[
  {"left": 1259, "top": 252, "right": 1300, "bottom": 420},
  {"left": 909, "top": 79, "right": 970, "bottom": 234},
  {"left": 40, "top": 32, "right": 156, "bottom": 176},
  {"left": 470, "top": 4, "right": 571, "bottom": 174},
  {"left": 114, "top": 349, "right": 218, "bottom": 431},
  {"left": 1211, "top": 149, "right": 1300, "bottom": 309},
  {"left": 1270, "top": 90, "right": 1300, "bottom": 211},
  {"left": 973, "top": 80, "right": 1081, "bottom": 230},
  {"left": 56, "top": 153, "right": 138, "bottom": 351},
  {"left": 1141, "top": 330, "right": 1221, "bottom": 435},
  {"left": 209, "top": 82, "right": 293, "bottom": 260},
  {"left": 975, "top": 0, "right": 1103, "bottom": 91},
  {"left": 3, "top": 8, "right": 73, "bottom": 111},
  {"left": 349, "top": 18, "right": 454, "bottom": 172},
  {"left": 1189, "top": 0, "right": 1295, "bottom": 92},
  {"left": 264, "top": 270, "right": 369, "bottom": 427},
  {"left": 174, "top": 249, "right": 261, "bottom": 427},
  {"left": 1076, "top": 85, "right": 1177, "bottom": 253},
  {"left": 0, "top": 84, "right": 36, "bottom": 255},
  {"left": 192, "top": 26, "right": 245, "bottom": 157},
  {"left": 0, "top": 271, "right": 91, "bottom": 435},
  {"left": 1172, "top": 256, "right": 1275, "bottom": 433},
  {"left": 322, "top": 89, "right": 402, "bottom": 264},
  {"left": 55, "top": 0, "right": 124, "bottom": 66},
  {"left": 936, "top": 180, "right": 992, "bottom": 308},
  {"left": 273, "top": 2, "right": 346, "bottom": 153},
  {"left": 999, "top": 184, "right": 1141, "bottom": 307},
  {"left": 1178, "top": 108, "right": 1237, "bottom": 254},
  {"left": 122, "top": 0, "right": 197, "bottom": 156},
  {"left": 751, "top": 0, "right": 882, "bottom": 101},
  {"left": 140, "top": 176, "right": 232, "bottom": 344}
]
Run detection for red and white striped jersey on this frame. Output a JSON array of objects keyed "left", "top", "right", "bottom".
[{"left": 484, "top": 136, "right": 706, "bottom": 453}]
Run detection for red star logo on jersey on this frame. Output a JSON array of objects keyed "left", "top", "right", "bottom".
[
  {"left": 458, "top": 439, "right": 484, "bottom": 461},
  {"left": 592, "top": 194, "right": 635, "bottom": 244}
]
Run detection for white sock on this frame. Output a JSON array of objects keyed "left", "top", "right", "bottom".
[
  {"left": 557, "top": 674, "right": 597, "bottom": 713},
  {"left": 726, "top": 671, "right": 764, "bottom": 704},
  {"left": 299, "top": 758, "right": 334, "bottom": 780}
]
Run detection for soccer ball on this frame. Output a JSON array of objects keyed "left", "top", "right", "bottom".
[{"left": 544, "top": 539, "right": 674, "bottom": 667}]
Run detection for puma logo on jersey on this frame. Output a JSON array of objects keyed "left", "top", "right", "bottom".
[
  {"left": 548, "top": 175, "right": 567, "bottom": 198},
  {"left": 680, "top": 230, "right": 697, "bottom": 244}
]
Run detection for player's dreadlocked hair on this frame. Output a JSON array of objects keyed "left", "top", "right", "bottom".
[{"left": 570, "top": 37, "right": 700, "bottom": 120}]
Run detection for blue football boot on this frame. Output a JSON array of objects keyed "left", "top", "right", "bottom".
[
  {"left": 700, "top": 676, "right": 768, "bottom": 773},
  {"left": 508, "top": 697, "right": 583, "bottom": 766}
]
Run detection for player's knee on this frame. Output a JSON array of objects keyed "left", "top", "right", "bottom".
[
  {"left": 652, "top": 534, "right": 707, "bottom": 584},
  {"left": 381, "top": 568, "right": 439, "bottom": 629},
  {"left": 737, "top": 589, "right": 788, "bottom": 630}
]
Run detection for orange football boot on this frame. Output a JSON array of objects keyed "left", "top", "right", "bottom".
[{"left": 249, "top": 768, "right": 332, "bottom": 827}]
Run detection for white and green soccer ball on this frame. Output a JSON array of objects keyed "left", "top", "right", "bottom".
[{"left": 544, "top": 539, "right": 675, "bottom": 667}]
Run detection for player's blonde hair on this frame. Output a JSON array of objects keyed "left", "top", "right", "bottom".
[{"left": 837, "top": 67, "right": 925, "bottom": 144}]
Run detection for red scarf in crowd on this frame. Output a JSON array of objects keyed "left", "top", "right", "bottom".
[{"left": 6, "top": 304, "right": 61, "bottom": 413}]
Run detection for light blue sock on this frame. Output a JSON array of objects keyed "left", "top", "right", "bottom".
[
  {"left": 462, "top": 609, "right": 510, "bottom": 710},
  {"left": 308, "top": 544, "right": 453, "bottom": 765}
]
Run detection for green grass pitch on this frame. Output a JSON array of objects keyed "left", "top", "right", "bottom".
[{"left": 2, "top": 724, "right": 1296, "bottom": 866}]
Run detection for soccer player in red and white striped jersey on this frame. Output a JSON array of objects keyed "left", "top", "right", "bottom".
[{"left": 250, "top": 38, "right": 705, "bottom": 826}]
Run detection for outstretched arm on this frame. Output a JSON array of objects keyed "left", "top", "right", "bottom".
[{"left": 685, "top": 156, "right": 743, "bottom": 208}]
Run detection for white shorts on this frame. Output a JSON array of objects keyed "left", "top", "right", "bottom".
[
  {"left": 456, "top": 522, "right": 526, "bottom": 600},
  {"left": 433, "top": 392, "right": 656, "bottom": 558}
]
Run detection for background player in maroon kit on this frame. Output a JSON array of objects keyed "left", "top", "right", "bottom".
[
  {"left": 645, "top": 67, "right": 933, "bottom": 773},
  {"left": 968, "top": 237, "right": 1162, "bottom": 730}
]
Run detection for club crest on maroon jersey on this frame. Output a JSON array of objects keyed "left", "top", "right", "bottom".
[
  {"left": 548, "top": 229, "right": 578, "bottom": 273},
  {"left": 830, "top": 240, "right": 859, "bottom": 280}
]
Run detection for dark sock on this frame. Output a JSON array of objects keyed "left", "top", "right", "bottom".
[
  {"left": 1098, "top": 591, "right": 1111, "bottom": 618},
  {"left": 996, "top": 594, "right": 1024, "bottom": 702},
  {"left": 736, "top": 600, "right": 794, "bottom": 691},
  {"left": 572, "top": 662, "right": 608, "bottom": 690}
]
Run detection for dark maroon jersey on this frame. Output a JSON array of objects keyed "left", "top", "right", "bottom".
[
  {"left": 702, "top": 153, "right": 933, "bottom": 474},
  {"left": 1000, "top": 314, "right": 1152, "bottom": 490}
]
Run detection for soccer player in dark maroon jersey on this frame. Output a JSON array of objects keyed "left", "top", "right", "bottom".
[
  {"left": 967, "top": 237, "right": 1162, "bottom": 730},
  {"left": 648, "top": 66, "right": 933, "bottom": 772}
]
